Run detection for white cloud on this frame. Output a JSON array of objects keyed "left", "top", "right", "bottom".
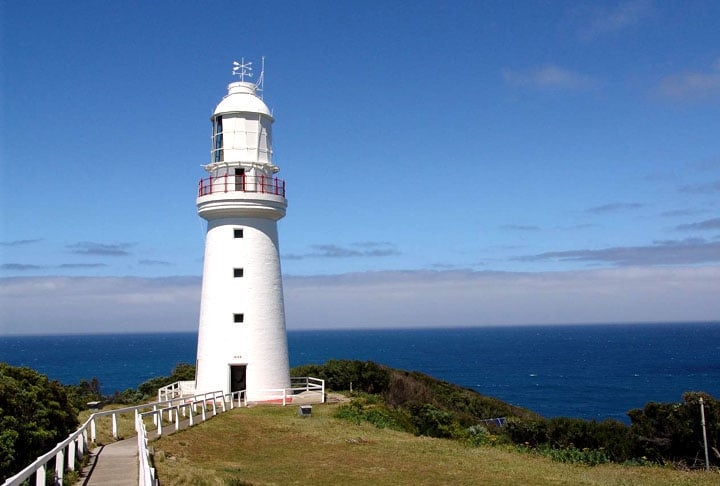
[
  {"left": 284, "top": 267, "right": 720, "bottom": 329},
  {"left": 0, "top": 276, "right": 200, "bottom": 335},
  {"left": 502, "top": 65, "right": 599, "bottom": 91},
  {"left": 517, "top": 239, "right": 720, "bottom": 266},
  {"left": 2, "top": 267, "right": 718, "bottom": 335},
  {"left": 655, "top": 61, "right": 720, "bottom": 101},
  {"left": 577, "top": 0, "right": 656, "bottom": 40}
]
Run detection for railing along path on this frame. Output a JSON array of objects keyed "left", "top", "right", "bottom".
[
  {"left": 2, "top": 390, "right": 239, "bottom": 486},
  {"left": 4, "top": 377, "right": 324, "bottom": 486}
]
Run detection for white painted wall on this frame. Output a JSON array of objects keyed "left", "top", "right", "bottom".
[{"left": 194, "top": 78, "right": 290, "bottom": 401}]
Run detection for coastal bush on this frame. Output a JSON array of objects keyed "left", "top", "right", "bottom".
[
  {"left": 297, "top": 360, "right": 719, "bottom": 470},
  {"left": 334, "top": 396, "right": 408, "bottom": 431},
  {"left": 628, "top": 391, "right": 719, "bottom": 468},
  {"left": 136, "top": 363, "right": 196, "bottom": 398},
  {"left": 64, "top": 377, "right": 103, "bottom": 410},
  {"left": 505, "top": 392, "right": 720, "bottom": 468},
  {"left": 464, "top": 424, "right": 492, "bottom": 446},
  {"left": 506, "top": 417, "right": 633, "bottom": 463},
  {"left": 409, "top": 403, "right": 460, "bottom": 438},
  {"left": 384, "top": 369, "right": 538, "bottom": 425},
  {"left": 0, "top": 363, "right": 78, "bottom": 481},
  {"left": 291, "top": 360, "right": 390, "bottom": 393}
]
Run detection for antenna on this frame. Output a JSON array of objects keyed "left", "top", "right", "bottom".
[
  {"left": 231, "top": 58, "right": 253, "bottom": 82},
  {"left": 257, "top": 56, "right": 265, "bottom": 98}
]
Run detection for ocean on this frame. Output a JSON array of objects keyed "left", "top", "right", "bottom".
[{"left": 2, "top": 323, "right": 719, "bottom": 424}]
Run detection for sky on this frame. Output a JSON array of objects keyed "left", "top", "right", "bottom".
[{"left": 1, "top": 0, "right": 719, "bottom": 334}]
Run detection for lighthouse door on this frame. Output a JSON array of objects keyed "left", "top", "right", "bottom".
[
  {"left": 230, "top": 365, "right": 247, "bottom": 393},
  {"left": 234, "top": 168, "right": 246, "bottom": 192}
]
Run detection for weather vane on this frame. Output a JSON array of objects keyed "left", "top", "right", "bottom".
[
  {"left": 231, "top": 57, "right": 265, "bottom": 97},
  {"left": 232, "top": 58, "right": 253, "bottom": 82}
]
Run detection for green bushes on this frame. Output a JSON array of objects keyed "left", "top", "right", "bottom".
[
  {"left": 628, "top": 391, "right": 719, "bottom": 468},
  {"left": 64, "top": 377, "right": 103, "bottom": 411},
  {"left": 314, "top": 360, "right": 718, "bottom": 470},
  {"left": 408, "top": 403, "right": 459, "bottom": 438},
  {"left": 136, "top": 363, "right": 196, "bottom": 399},
  {"left": 0, "top": 363, "right": 79, "bottom": 481},
  {"left": 291, "top": 360, "right": 390, "bottom": 394},
  {"left": 334, "top": 394, "right": 409, "bottom": 431},
  {"left": 505, "top": 417, "right": 631, "bottom": 464},
  {"left": 504, "top": 392, "right": 719, "bottom": 468}
]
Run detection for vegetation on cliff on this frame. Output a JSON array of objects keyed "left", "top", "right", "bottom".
[
  {"left": 0, "top": 363, "right": 78, "bottom": 481},
  {"left": 292, "top": 360, "right": 719, "bottom": 469}
]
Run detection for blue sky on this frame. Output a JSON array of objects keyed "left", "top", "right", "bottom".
[{"left": 1, "top": 0, "right": 719, "bottom": 334}]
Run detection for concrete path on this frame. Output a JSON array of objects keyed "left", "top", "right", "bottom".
[
  {"left": 77, "top": 418, "right": 192, "bottom": 485},
  {"left": 77, "top": 438, "right": 138, "bottom": 486}
]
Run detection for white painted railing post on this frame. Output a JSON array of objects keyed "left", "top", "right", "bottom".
[
  {"left": 79, "top": 430, "right": 86, "bottom": 458},
  {"left": 201, "top": 401, "right": 207, "bottom": 422},
  {"left": 55, "top": 449, "right": 64, "bottom": 483},
  {"left": 91, "top": 416, "right": 97, "bottom": 442},
  {"left": 156, "top": 412, "right": 163, "bottom": 437},
  {"left": 188, "top": 403, "right": 194, "bottom": 426},
  {"left": 174, "top": 406, "right": 180, "bottom": 431},
  {"left": 35, "top": 463, "right": 45, "bottom": 486},
  {"left": 68, "top": 440, "right": 76, "bottom": 471},
  {"left": 152, "top": 404, "right": 158, "bottom": 427},
  {"left": 211, "top": 398, "right": 217, "bottom": 416},
  {"left": 112, "top": 412, "right": 118, "bottom": 438}
]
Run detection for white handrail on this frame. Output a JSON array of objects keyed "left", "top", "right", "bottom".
[
  {"left": 3, "top": 378, "right": 323, "bottom": 486},
  {"left": 2, "top": 392, "right": 224, "bottom": 486},
  {"left": 137, "top": 390, "right": 243, "bottom": 484}
]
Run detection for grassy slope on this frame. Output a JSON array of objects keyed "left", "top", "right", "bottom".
[{"left": 151, "top": 403, "right": 717, "bottom": 486}]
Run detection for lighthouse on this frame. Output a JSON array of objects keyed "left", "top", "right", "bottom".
[{"left": 194, "top": 59, "right": 290, "bottom": 402}]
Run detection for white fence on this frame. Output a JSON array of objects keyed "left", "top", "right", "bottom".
[
  {"left": 157, "top": 380, "right": 197, "bottom": 402},
  {"left": 137, "top": 390, "right": 243, "bottom": 486},
  {"left": 3, "top": 378, "right": 323, "bottom": 486},
  {"left": 2, "top": 391, "right": 236, "bottom": 486}
]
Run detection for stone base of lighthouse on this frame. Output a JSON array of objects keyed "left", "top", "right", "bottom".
[{"left": 194, "top": 216, "right": 290, "bottom": 402}]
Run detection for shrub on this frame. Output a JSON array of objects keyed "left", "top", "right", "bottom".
[
  {"left": 136, "top": 363, "right": 196, "bottom": 399},
  {"left": 409, "top": 403, "right": 461, "bottom": 439},
  {"left": 291, "top": 360, "right": 390, "bottom": 394},
  {"left": 64, "top": 377, "right": 103, "bottom": 411},
  {"left": 465, "top": 424, "right": 492, "bottom": 447},
  {"left": 0, "top": 364, "right": 78, "bottom": 481},
  {"left": 334, "top": 397, "right": 408, "bottom": 431},
  {"left": 628, "top": 391, "right": 719, "bottom": 468}
]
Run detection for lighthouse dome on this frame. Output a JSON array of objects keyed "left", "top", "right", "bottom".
[{"left": 213, "top": 81, "right": 272, "bottom": 119}]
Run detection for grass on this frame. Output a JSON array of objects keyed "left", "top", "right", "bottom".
[
  {"left": 78, "top": 406, "right": 136, "bottom": 445},
  {"left": 151, "top": 402, "right": 718, "bottom": 485}
]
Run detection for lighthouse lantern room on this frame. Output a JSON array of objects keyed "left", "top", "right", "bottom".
[{"left": 194, "top": 59, "right": 290, "bottom": 402}]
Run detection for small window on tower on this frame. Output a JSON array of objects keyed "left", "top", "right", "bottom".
[
  {"left": 234, "top": 229, "right": 244, "bottom": 238},
  {"left": 233, "top": 268, "right": 244, "bottom": 278},
  {"left": 233, "top": 313, "right": 244, "bottom": 323}
]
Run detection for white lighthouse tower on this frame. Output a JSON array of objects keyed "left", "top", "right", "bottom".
[{"left": 194, "top": 59, "right": 290, "bottom": 402}]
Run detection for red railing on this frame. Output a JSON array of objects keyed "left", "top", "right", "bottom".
[{"left": 198, "top": 174, "right": 286, "bottom": 198}]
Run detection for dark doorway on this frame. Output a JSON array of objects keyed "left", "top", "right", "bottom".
[
  {"left": 230, "top": 365, "right": 247, "bottom": 393},
  {"left": 235, "top": 168, "right": 245, "bottom": 192}
]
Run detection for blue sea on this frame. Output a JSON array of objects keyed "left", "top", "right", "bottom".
[{"left": 2, "top": 323, "right": 719, "bottom": 423}]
